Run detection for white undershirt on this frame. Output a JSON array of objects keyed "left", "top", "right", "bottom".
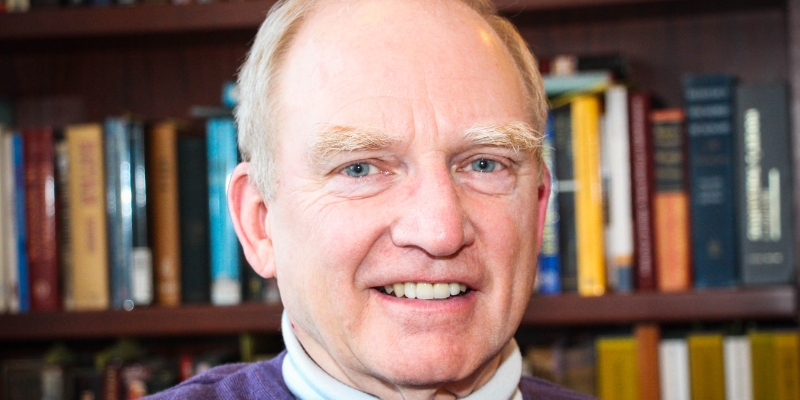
[{"left": 281, "top": 311, "right": 523, "bottom": 400}]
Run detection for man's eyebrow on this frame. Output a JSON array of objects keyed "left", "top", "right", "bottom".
[
  {"left": 307, "top": 125, "right": 400, "bottom": 162},
  {"left": 462, "top": 121, "right": 542, "bottom": 154}
]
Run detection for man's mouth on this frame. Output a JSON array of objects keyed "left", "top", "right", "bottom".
[{"left": 376, "top": 282, "right": 470, "bottom": 300}]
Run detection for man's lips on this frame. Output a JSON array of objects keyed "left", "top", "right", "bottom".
[{"left": 375, "top": 281, "right": 470, "bottom": 300}]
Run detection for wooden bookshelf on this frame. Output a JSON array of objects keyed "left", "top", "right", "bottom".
[{"left": 0, "top": 287, "right": 793, "bottom": 341}]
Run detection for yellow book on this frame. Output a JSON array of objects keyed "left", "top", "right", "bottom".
[
  {"left": 66, "top": 123, "right": 109, "bottom": 311},
  {"left": 774, "top": 333, "right": 800, "bottom": 400},
  {"left": 750, "top": 331, "right": 777, "bottom": 400},
  {"left": 688, "top": 333, "right": 726, "bottom": 400},
  {"left": 571, "top": 95, "right": 606, "bottom": 296},
  {"left": 148, "top": 121, "right": 182, "bottom": 307},
  {"left": 596, "top": 336, "right": 639, "bottom": 400}
]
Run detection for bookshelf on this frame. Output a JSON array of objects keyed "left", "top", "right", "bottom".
[{"left": 0, "top": 0, "right": 799, "bottom": 379}]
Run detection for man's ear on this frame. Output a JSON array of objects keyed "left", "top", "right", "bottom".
[
  {"left": 535, "top": 165, "right": 552, "bottom": 251},
  {"left": 228, "top": 162, "right": 276, "bottom": 279}
]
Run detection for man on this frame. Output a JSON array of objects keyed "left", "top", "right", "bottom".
[{"left": 149, "top": 0, "right": 595, "bottom": 398}]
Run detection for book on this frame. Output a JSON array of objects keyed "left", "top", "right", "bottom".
[
  {"left": 2, "top": 359, "right": 44, "bottom": 400},
  {"left": 596, "top": 336, "right": 639, "bottom": 400},
  {"left": 148, "top": 121, "right": 182, "bottom": 307},
  {"left": 684, "top": 74, "right": 738, "bottom": 288},
  {"left": 553, "top": 105, "right": 578, "bottom": 293},
  {"left": 207, "top": 118, "right": 241, "bottom": 305},
  {"left": 723, "top": 335, "right": 753, "bottom": 400},
  {"left": 734, "top": 83, "right": 795, "bottom": 285},
  {"left": 12, "top": 132, "right": 30, "bottom": 313},
  {"left": 774, "top": 332, "right": 800, "bottom": 400},
  {"left": 688, "top": 333, "right": 726, "bottom": 400},
  {"left": 178, "top": 134, "right": 211, "bottom": 304},
  {"left": 54, "top": 133, "right": 75, "bottom": 311},
  {"left": 105, "top": 117, "right": 135, "bottom": 310},
  {"left": 23, "top": 127, "right": 60, "bottom": 312},
  {"left": 659, "top": 338, "right": 691, "bottom": 400},
  {"left": 651, "top": 109, "right": 691, "bottom": 292},
  {"left": 603, "top": 85, "right": 634, "bottom": 292},
  {"left": 129, "top": 120, "right": 153, "bottom": 306},
  {"left": 629, "top": 93, "right": 657, "bottom": 292},
  {"left": 543, "top": 71, "right": 614, "bottom": 98},
  {"left": 572, "top": 95, "right": 606, "bottom": 296},
  {"left": 750, "top": 331, "right": 776, "bottom": 400},
  {"left": 537, "top": 111, "right": 561, "bottom": 295},
  {"left": 635, "top": 324, "right": 660, "bottom": 400},
  {"left": 0, "top": 128, "right": 13, "bottom": 313},
  {"left": 66, "top": 123, "right": 109, "bottom": 311}
]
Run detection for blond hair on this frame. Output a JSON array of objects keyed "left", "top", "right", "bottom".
[{"left": 235, "top": 0, "right": 547, "bottom": 199}]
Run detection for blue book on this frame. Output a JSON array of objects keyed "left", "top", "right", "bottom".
[
  {"left": 104, "top": 118, "right": 134, "bottom": 310},
  {"left": 207, "top": 118, "right": 241, "bottom": 305},
  {"left": 537, "top": 112, "right": 561, "bottom": 295},
  {"left": 12, "top": 133, "right": 30, "bottom": 313},
  {"left": 684, "top": 74, "right": 738, "bottom": 288}
]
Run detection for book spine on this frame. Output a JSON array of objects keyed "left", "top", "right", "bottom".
[
  {"left": 553, "top": 105, "right": 578, "bottom": 293},
  {"left": 55, "top": 136, "right": 74, "bottom": 310},
  {"left": 148, "top": 122, "right": 181, "bottom": 307},
  {"left": 750, "top": 332, "right": 777, "bottom": 400},
  {"left": 635, "top": 324, "right": 660, "bottom": 400},
  {"left": 684, "top": 74, "right": 738, "bottom": 288},
  {"left": 629, "top": 93, "right": 657, "bottom": 292},
  {"left": 207, "top": 118, "right": 241, "bottom": 305},
  {"left": 659, "top": 338, "right": 691, "bottom": 400},
  {"left": 651, "top": 109, "right": 692, "bottom": 292},
  {"left": 105, "top": 118, "right": 134, "bottom": 310},
  {"left": 596, "top": 336, "right": 639, "bottom": 400},
  {"left": 688, "top": 334, "right": 726, "bottom": 400},
  {"left": 0, "top": 130, "right": 12, "bottom": 313},
  {"left": 603, "top": 85, "right": 634, "bottom": 292},
  {"left": 537, "top": 112, "right": 561, "bottom": 295},
  {"left": 178, "top": 135, "right": 210, "bottom": 304},
  {"left": 12, "top": 132, "right": 30, "bottom": 313},
  {"left": 774, "top": 333, "right": 800, "bottom": 400},
  {"left": 129, "top": 120, "right": 153, "bottom": 306},
  {"left": 734, "top": 84, "right": 795, "bottom": 285},
  {"left": 723, "top": 336, "right": 753, "bottom": 400},
  {"left": 23, "top": 127, "right": 60, "bottom": 311},
  {"left": 572, "top": 95, "right": 606, "bottom": 296},
  {"left": 67, "top": 124, "right": 109, "bottom": 310}
]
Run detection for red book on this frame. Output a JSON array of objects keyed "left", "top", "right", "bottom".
[
  {"left": 628, "top": 93, "right": 657, "bottom": 291},
  {"left": 23, "top": 127, "right": 61, "bottom": 311}
]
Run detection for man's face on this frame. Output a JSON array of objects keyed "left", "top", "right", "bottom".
[{"left": 266, "top": 0, "right": 548, "bottom": 393}]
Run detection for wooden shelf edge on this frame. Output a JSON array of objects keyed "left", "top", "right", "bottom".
[
  {"left": 0, "top": 302, "right": 284, "bottom": 341},
  {"left": 523, "top": 286, "right": 797, "bottom": 326}
]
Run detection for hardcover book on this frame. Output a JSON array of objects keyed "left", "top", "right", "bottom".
[
  {"left": 129, "top": 119, "right": 153, "bottom": 306},
  {"left": 23, "top": 127, "right": 60, "bottom": 311},
  {"left": 596, "top": 336, "right": 639, "bottom": 400},
  {"left": 66, "top": 123, "right": 109, "bottom": 311},
  {"left": 723, "top": 335, "right": 753, "bottom": 400},
  {"left": 12, "top": 132, "right": 30, "bottom": 313},
  {"left": 684, "top": 74, "right": 738, "bottom": 288},
  {"left": 734, "top": 83, "right": 795, "bottom": 285},
  {"left": 553, "top": 105, "right": 578, "bottom": 293},
  {"left": 0, "top": 128, "right": 13, "bottom": 313},
  {"left": 635, "top": 324, "right": 660, "bottom": 400},
  {"left": 659, "top": 338, "right": 691, "bottom": 400},
  {"left": 105, "top": 117, "right": 135, "bottom": 310},
  {"left": 149, "top": 121, "right": 182, "bottom": 306},
  {"left": 628, "top": 93, "right": 657, "bottom": 292},
  {"left": 688, "top": 333, "right": 725, "bottom": 400},
  {"left": 651, "top": 109, "right": 691, "bottom": 292},
  {"left": 178, "top": 134, "right": 210, "bottom": 304},
  {"left": 537, "top": 112, "right": 561, "bottom": 295},
  {"left": 207, "top": 118, "right": 241, "bottom": 305}
]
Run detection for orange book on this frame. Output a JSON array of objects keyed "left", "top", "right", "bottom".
[
  {"left": 650, "top": 109, "right": 691, "bottom": 292},
  {"left": 636, "top": 324, "right": 661, "bottom": 400},
  {"left": 148, "top": 121, "right": 182, "bottom": 306},
  {"left": 66, "top": 124, "right": 109, "bottom": 311}
]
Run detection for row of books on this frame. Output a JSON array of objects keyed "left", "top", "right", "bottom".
[
  {"left": 0, "top": 0, "right": 229, "bottom": 12},
  {"left": 0, "top": 110, "right": 279, "bottom": 313},
  {"left": 523, "top": 327, "right": 800, "bottom": 400},
  {"left": 535, "top": 66, "right": 795, "bottom": 295},
  {"left": 2, "top": 334, "right": 277, "bottom": 399}
]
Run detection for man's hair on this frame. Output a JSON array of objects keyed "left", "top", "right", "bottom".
[{"left": 235, "top": 0, "right": 547, "bottom": 199}]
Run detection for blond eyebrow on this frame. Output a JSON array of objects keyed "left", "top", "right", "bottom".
[
  {"left": 307, "top": 125, "right": 400, "bottom": 163},
  {"left": 462, "top": 121, "right": 542, "bottom": 154}
]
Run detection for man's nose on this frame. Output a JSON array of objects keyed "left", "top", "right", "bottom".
[{"left": 389, "top": 166, "right": 475, "bottom": 257}]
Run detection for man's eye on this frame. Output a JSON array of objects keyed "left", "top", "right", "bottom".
[
  {"left": 468, "top": 159, "right": 500, "bottom": 173},
  {"left": 342, "top": 162, "right": 375, "bottom": 177}
]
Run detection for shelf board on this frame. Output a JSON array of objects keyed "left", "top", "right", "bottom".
[
  {"left": 0, "top": 286, "right": 794, "bottom": 341},
  {"left": 523, "top": 286, "right": 797, "bottom": 326},
  {"left": 0, "top": 0, "right": 710, "bottom": 41}
]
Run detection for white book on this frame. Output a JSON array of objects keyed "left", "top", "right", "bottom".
[
  {"left": 1, "top": 131, "right": 19, "bottom": 313},
  {"left": 660, "top": 338, "right": 691, "bottom": 400},
  {"left": 603, "top": 85, "right": 634, "bottom": 292},
  {"left": 724, "top": 336, "right": 753, "bottom": 400}
]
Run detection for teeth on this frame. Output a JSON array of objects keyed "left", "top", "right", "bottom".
[{"left": 380, "top": 282, "right": 468, "bottom": 300}]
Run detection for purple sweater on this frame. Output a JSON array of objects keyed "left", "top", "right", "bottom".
[{"left": 144, "top": 351, "right": 596, "bottom": 400}]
